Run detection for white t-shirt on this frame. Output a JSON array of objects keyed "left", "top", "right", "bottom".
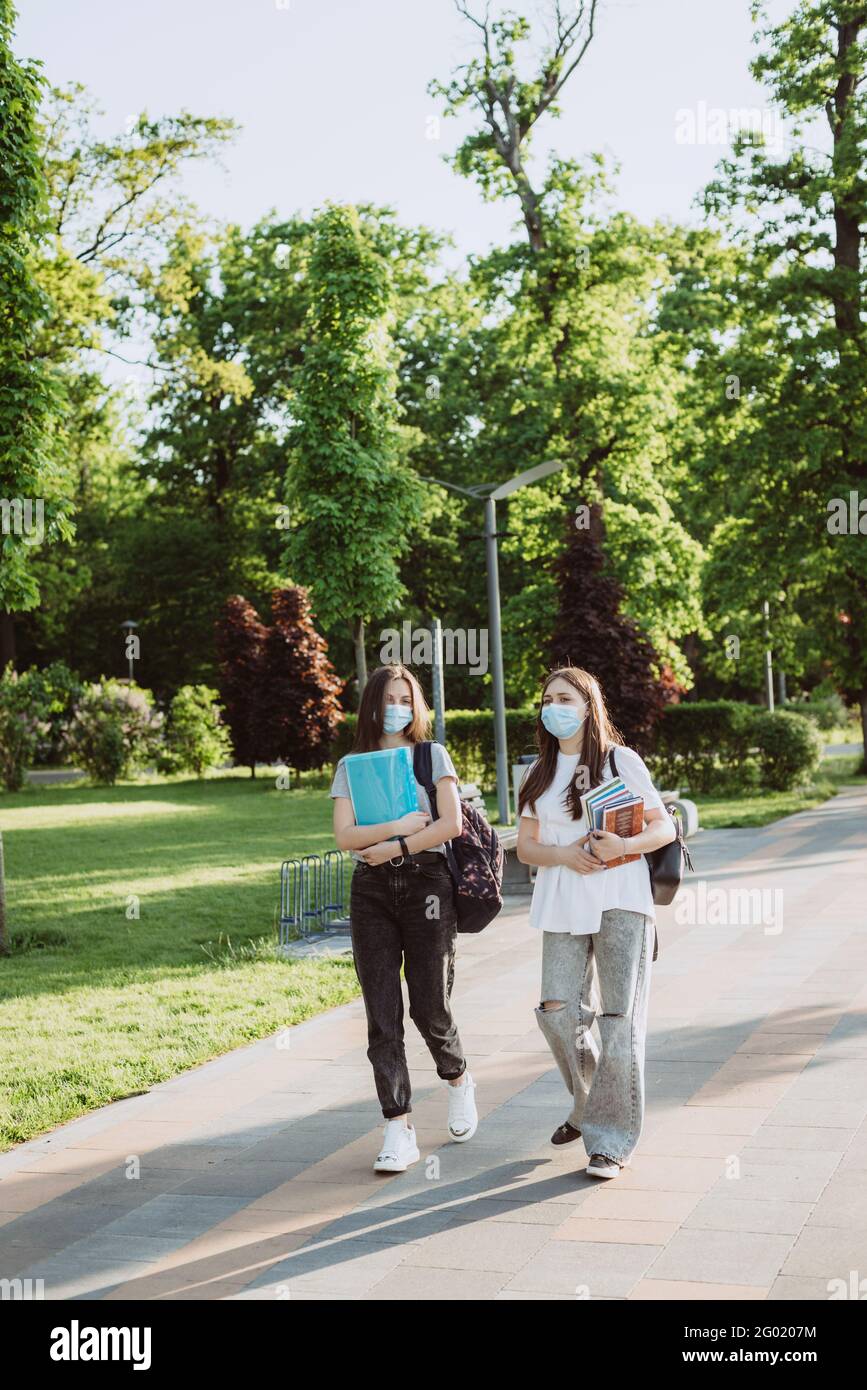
[{"left": 521, "top": 745, "right": 665, "bottom": 934}]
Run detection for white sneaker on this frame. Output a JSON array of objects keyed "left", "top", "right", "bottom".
[
  {"left": 373, "top": 1119, "right": 420, "bottom": 1173},
  {"left": 444, "top": 1071, "right": 478, "bottom": 1142}
]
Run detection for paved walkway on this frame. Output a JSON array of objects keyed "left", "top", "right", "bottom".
[{"left": 2, "top": 787, "right": 866, "bottom": 1301}]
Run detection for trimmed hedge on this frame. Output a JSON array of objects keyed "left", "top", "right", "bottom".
[
  {"left": 751, "top": 710, "right": 824, "bottom": 791},
  {"left": 648, "top": 700, "right": 759, "bottom": 793},
  {"left": 329, "top": 700, "right": 824, "bottom": 796},
  {"left": 648, "top": 700, "right": 823, "bottom": 793}
]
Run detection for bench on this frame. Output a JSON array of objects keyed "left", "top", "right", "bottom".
[
  {"left": 496, "top": 824, "right": 535, "bottom": 895},
  {"left": 459, "top": 781, "right": 487, "bottom": 814}
]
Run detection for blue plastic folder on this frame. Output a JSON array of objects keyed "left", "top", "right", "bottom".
[{"left": 343, "top": 746, "right": 419, "bottom": 827}]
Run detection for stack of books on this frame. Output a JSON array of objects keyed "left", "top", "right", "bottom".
[{"left": 580, "top": 777, "right": 644, "bottom": 868}]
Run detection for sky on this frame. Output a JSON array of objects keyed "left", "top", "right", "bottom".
[{"left": 16, "top": 0, "right": 797, "bottom": 263}]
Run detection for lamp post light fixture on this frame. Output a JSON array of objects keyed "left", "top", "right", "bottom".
[
  {"left": 424, "top": 459, "right": 570, "bottom": 825},
  {"left": 120, "top": 620, "right": 139, "bottom": 684}
]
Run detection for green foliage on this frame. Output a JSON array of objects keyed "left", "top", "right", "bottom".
[
  {"left": 781, "top": 679, "right": 852, "bottom": 732},
  {"left": 284, "top": 204, "right": 423, "bottom": 670},
  {"left": 64, "top": 680, "right": 162, "bottom": 784},
  {"left": 0, "top": 1, "right": 71, "bottom": 610},
  {"left": 677, "top": 1, "right": 867, "bottom": 756},
  {"left": 650, "top": 699, "right": 824, "bottom": 793},
  {"left": 0, "top": 669, "right": 47, "bottom": 790},
  {"left": 649, "top": 700, "right": 760, "bottom": 793},
  {"left": 1, "top": 659, "right": 83, "bottom": 763},
  {"left": 159, "top": 684, "right": 233, "bottom": 777},
  {"left": 751, "top": 709, "right": 824, "bottom": 792}
]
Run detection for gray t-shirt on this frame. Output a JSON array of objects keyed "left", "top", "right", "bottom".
[{"left": 330, "top": 741, "right": 459, "bottom": 861}]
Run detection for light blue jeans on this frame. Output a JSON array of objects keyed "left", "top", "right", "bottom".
[{"left": 535, "top": 909, "right": 654, "bottom": 1165}]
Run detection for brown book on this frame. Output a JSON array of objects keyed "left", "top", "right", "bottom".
[{"left": 590, "top": 799, "right": 644, "bottom": 868}]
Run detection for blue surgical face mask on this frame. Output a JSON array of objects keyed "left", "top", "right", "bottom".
[
  {"left": 383, "top": 703, "right": 413, "bottom": 733},
  {"left": 540, "top": 702, "right": 584, "bottom": 740}
]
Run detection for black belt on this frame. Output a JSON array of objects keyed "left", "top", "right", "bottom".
[{"left": 365, "top": 849, "right": 444, "bottom": 867}]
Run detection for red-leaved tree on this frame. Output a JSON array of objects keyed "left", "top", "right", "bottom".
[
  {"left": 253, "top": 587, "right": 343, "bottom": 772},
  {"left": 215, "top": 595, "right": 269, "bottom": 776},
  {"left": 549, "top": 506, "right": 666, "bottom": 754}
]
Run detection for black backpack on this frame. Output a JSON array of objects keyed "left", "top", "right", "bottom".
[{"left": 413, "top": 742, "right": 504, "bottom": 934}]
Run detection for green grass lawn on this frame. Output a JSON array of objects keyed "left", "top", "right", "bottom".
[
  {"left": 2, "top": 750, "right": 864, "bottom": 1151},
  {"left": 691, "top": 755, "right": 866, "bottom": 829},
  {"left": 0, "top": 770, "right": 359, "bottom": 1150}
]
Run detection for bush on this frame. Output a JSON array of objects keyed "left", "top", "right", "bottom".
[
  {"left": 0, "top": 669, "right": 51, "bottom": 790},
  {"left": 159, "top": 685, "right": 233, "bottom": 777},
  {"left": 648, "top": 700, "right": 760, "bottom": 793},
  {"left": 752, "top": 709, "right": 823, "bottom": 791},
  {"left": 781, "top": 691, "right": 849, "bottom": 733},
  {"left": 65, "top": 680, "right": 163, "bottom": 784},
  {"left": 1, "top": 661, "right": 84, "bottom": 764}
]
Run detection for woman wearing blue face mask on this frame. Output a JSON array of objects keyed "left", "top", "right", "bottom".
[
  {"left": 517, "top": 667, "right": 676, "bottom": 1180},
  {"left": 330, "top": 664, "right": 477, "bottom": 1173}
]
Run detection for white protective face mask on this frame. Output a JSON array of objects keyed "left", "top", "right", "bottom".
[
  {"left": 540, "top": 702, "right": 584, "bottom": 739},
  {"left": 383, "top": 703, "right": 413, "bottom": 734}
]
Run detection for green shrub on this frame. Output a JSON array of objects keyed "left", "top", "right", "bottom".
[
  {"left": 159, "top": 685, "right": 233, "bottom": 777},
  {"left": 0, "top": 670, "right": 49, "bottom": 790},
  {"left": 752, "top": 709, "right": 823, "bottom": 790},
  {"left": 648, "top": 700, "right": 760, "bottom": 793},
  {"left": 781, "top": 692, "right": 848, "bottom": 733},
  {"left": 1, "top": 661, "right": 84, "bottom": 764},
  {"left": 65, "top": 680, "right": 163, "bottom": 784}
]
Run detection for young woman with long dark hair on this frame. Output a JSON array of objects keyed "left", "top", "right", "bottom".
[
  {"left": 517, "top": 667, "right": 675, "bottom": 1179},
  {"left": 330, "top": 664, "right": 478, "bottom": 1173}
]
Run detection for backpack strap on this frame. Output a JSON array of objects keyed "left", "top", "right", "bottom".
[
  {"left": 413, "top": 741, "right": 461, "bottom": 880},
  {"left": 607, "top": 746, "right": 618, "bottom": 779},
  {"left": 412, "top": 741, "right": 437, "bottom": 815}
]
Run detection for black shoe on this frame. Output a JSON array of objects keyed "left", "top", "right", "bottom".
[{"left": 550, "top": 1121, "right": 582, "bottom": 1146}]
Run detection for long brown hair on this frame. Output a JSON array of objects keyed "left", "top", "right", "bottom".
[
  {"left": 518, "top": 667, "right": 623, "bottom": 820},
  {"left": 351, "top": 664, "right": 432, "bottom": 753}
]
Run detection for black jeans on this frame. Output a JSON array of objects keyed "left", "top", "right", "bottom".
[{"left": 349, "top": 855, "right": 466, "bottom": 1118}]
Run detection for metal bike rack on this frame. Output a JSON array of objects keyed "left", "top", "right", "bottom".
[{"left": 279, "top": 849, "right": 352, "bottom": 947}]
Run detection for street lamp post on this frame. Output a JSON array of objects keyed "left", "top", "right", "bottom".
[{"left": 425, "top": 459, "right": 569, "bottom": 825}]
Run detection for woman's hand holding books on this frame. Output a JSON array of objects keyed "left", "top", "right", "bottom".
[{"left": 558, "top": 840, "right": 606, "bottom": 875}]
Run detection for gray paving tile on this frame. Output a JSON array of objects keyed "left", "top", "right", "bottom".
[
  {"left": 648, "top": 1227, "right": 795, "bottom": 1286},
  {"left": 504, "top": 1239, "right": 657, "bottom": 1298},
  {"left": 244, "top": 1237, "right": 409, "bottom": 1293},
  {"left": 683, "top": 1194, "right": 811, "bottom": 1236}
]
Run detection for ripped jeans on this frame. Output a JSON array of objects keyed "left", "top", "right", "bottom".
[{"left": 535, "top": 909, "right": 654, "bottom": 1165}]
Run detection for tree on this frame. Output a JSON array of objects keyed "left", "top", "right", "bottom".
[
  {"left": 253, "top": 587, "right": 343, "bottom": 773},
  {"left": 284, "top": 203, "right": 423, "bottom": 693},
  {"left": 692, "top": 0, "right": 867, "bottom": 761},
  {"left": 214, "top": 595, "right": 268, "bottom": 776},
  {"left": 422, "top": 3, "right": 704, "bottom": 700},
  {"left": 9, "top": 82, "right": 237, "bottom": 672},
  {"left": 0, "top": 1, "right": 71, "bottom": 660},
  {"left": 429, "top": 1, "right": 600, "bottom": 252},
  {"left": 549, "top": 506, "right": 668, "bottom": 752}
]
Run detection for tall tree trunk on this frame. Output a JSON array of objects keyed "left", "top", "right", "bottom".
[
  {"left": 353, "top": 616, "right": 367, "bottom": 695},
  {"left": 860, "top": 690, "right": 867, "bottom": 775},
  {"left": 0, "top": 831, "right": 8, "bottom": 956},
  {"left": 0, "top": 612, "right": 16, "bottom": 672}
]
